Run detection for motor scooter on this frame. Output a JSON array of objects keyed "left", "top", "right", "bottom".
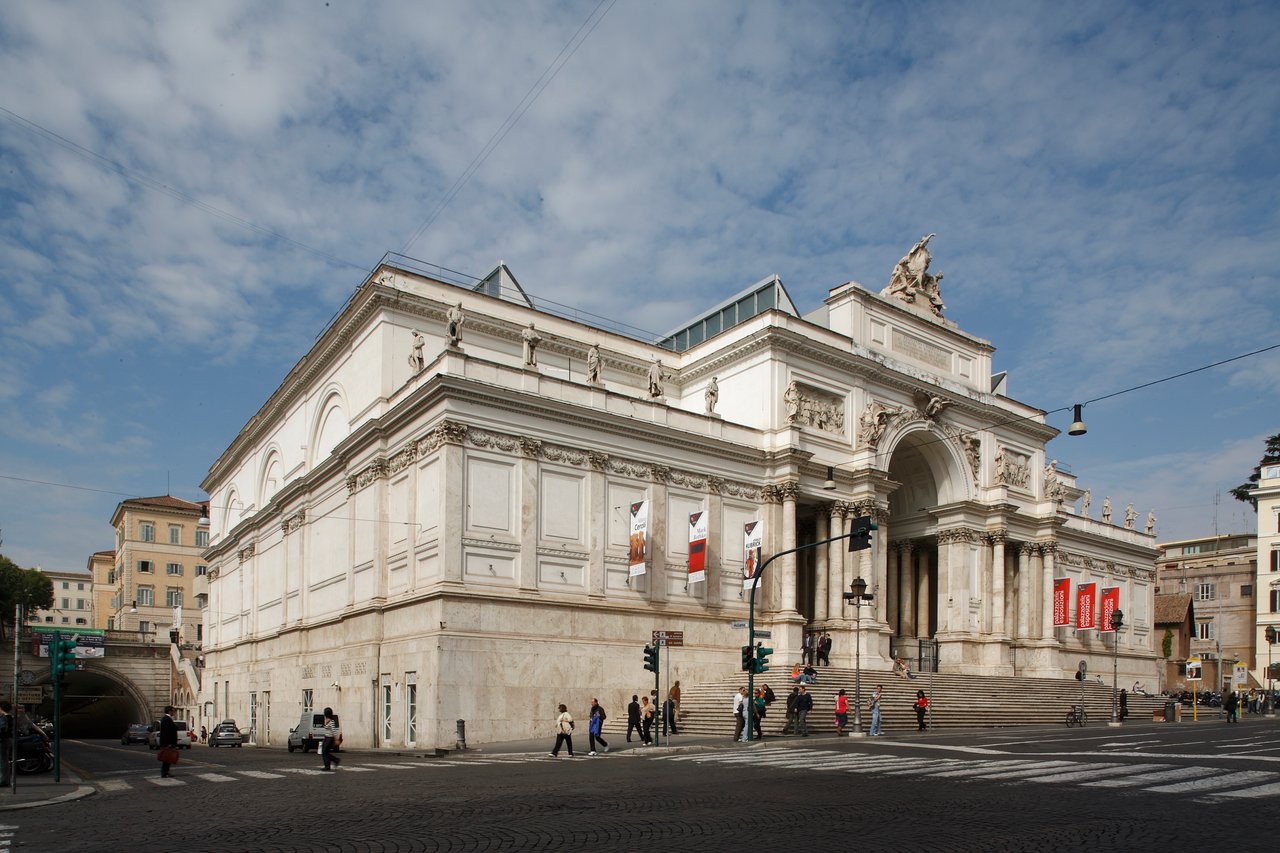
[{"left": 14, "top": 735, "right": 52, "bottom": 774}]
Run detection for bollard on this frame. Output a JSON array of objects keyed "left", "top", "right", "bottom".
[{"left": 455, "top": 719, "right": 467, "bottom": 751}]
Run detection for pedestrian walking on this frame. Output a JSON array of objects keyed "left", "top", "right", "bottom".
[
  {"left": 802, "top": 632, "right": 815, "bottom": 665},
  {"left": 869, "top": 685, "right": 883, "bottom": 736},
  {"left": 914, "top": 690, "right": 929, "bottom": 730},
  {"left": 158, "top": 705, "right": 178, "bottom": 778},
  {"left": 1224, "top": 690, "right": 1239, "bottom": 723},
  {"left": 733, "top": 687, "right": 748, "bottom": 742},
  {"left": 1118, "top": 689, "right": 1128, "bottom": 722},
  {"left": 640, "top": 696, "right": 655, "bottom": 744},
  {"left": 796, "top": 685, "right": 813, "bottom": 736},
  {"left": 669, "top": 680, "right": 682, "bottom": 722},
  {"left": 818, "top": 633, "right": 832, "bottom": 666},
  {"left": 587, "top": 698, "right": 609, "bottom": 755},
  {"left": 751, "top": 689, "right": 765, "bottom": 740},
  {"left": 784, "top": 686, "right": 799, "bottom": 735},
  {"left": 320, "top": 706, "right": 342, "bottom": 770},
  {"left": 626, "top": 695, "right": 642, "bottom": 742},
  {"left": 0, "top": 701, "right": 13, "bottom": 786},
  {"left": 550, "top": 704, "right": 575, "bottom": 757},
  {"left": 834, "top": 689, "right": 848, "bottom": 736},
  {"left": 662, "top": 695, "right": 678, "bottom": 736}
]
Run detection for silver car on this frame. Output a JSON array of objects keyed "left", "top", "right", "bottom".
[{"left": 209, "top": 721, "right": 244, "bottom": 747}]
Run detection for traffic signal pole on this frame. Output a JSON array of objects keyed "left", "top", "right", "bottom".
[{"left": 745, "top": 524, "right": 862, "bottom": 742}]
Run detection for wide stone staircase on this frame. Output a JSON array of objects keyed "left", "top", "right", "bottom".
[{"left": 673, "top": 668, "right": 1171, "bottom": 737}]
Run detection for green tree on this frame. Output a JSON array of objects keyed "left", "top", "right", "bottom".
[
  {"left": 0, "top": 554, "right": 54, "bottom": 639},
  {"left": 1162, "top": 628, "right": 1173, "bottom": 659},
  {"left": 1230, "top": 432, "right": 1280, "bottom": 511}
]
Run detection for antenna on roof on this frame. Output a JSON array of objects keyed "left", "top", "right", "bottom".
[{"left": 1213, "top": 490, "right": 1219, "bottom": 536}]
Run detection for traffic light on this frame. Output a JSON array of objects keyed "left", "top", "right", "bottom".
[
  {"left": 848, "top": 515, "right": 877, "bottom": 552},
  {"left": 49, "top": 633, "right": 77, "bottom": 680},
  {"left": 1269, "top": 663, "right": 1280, "bottom": 680},
  {"left": 643, "top": 644, "right": 659, "bottom": 674},
  {"left": 740, "top": 645, "right": 753, "bottom": 672},
  {"left": 1266, "top": 626, "right": 1278, "bottom": 644},
  {"left": 755, "top": 643, "right": 773, "bottom": 674}
]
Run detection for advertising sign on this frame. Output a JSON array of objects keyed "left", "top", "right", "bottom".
[
  {"left": 32, "top": 627, "right": 106, "bottom": 658},
  {"left": 1076, "top": 582, "right": 1097, "bottom": 630},
  {"left": 1053, "top": 578, "right": 1071, "bottom": 627},
  {"left": 1185, "top": 656, "right": 1202, "bottom": 681},
  {"left": 1099, "top": 587, "right": 1121, "bottom": 632},
  {"left": 687, "top": 511, "right": 707, "bottom": 584},
  {"left": 628, "top": 501, "right": 649, "bottom": 577},
  {"left": 743, "top": 521, "right": 764, "bottom": 589}
]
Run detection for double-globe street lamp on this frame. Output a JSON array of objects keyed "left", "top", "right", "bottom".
[{"left": 843, "top": 576, "right": 874, "bottom": 736}]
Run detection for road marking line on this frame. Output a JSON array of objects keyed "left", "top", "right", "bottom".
[
  {"left": 98, "top": 779, "right": 130, "bottom": 792},
  {"left": 195, "top": 773, "right": 237, "bottom": 783},
  {"left": 238, "top": 770, "right": 285, "bottom": 779},
  {"left": 338, "top": 766, "right": 375, "bottom": 772},
  {"left": 924, "top": 761, "right": 1031, "bottom": 778},
  {"left": 1199, "top": 780, "right": 1280, "bottom": 799},
  {"left": 873, "top": 760, "right": 967, "bottom": 776},
  {"left": 949, "top": 761, "right": 1079, "bottom": 780},
  {"left": 1143, "top": 770, "right": 1275, "bottom": 794},
  {"left": 278, "top": 768, "right": 328, "bottom": 775},
  {"left": 358, "top": 763, "right": 416, "bottom": 770},
  {"left": 146, "top": 777, "right": 185, "bottom": 786},
  {"left": 1085, "top": 763, "right": 1192, "bottom": 783},
  {"left": 1021, "top": 763, "right": 1129, "bottom": 784}
]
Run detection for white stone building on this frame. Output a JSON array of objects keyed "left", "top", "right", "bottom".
[
  {"left": 1252, "top": 462, "right": 1280, "bottom": 685},
  {"left": 201, "top": 245, "right": 1158, "bottom": 749}
]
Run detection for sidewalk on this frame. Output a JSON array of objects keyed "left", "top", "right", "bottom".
[{"left": 0, "top": 768, "right": 94, "bottom": 811}]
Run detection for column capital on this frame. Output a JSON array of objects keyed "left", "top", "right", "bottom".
[
  {"left": 777, "top": 480, "right": 801, "bottom": 502},
  {"left": 761, "top": 484, "right": 783, "bottom": 504},
  {"left": 1019, "top": 541, "right": 1038, "bottom": 557},
  {"left": 1037, "top": 540, "right": 1059, "bottom": 556},
  {"left": 985, "top": 528, "right": 1009, "bottom": 545}
]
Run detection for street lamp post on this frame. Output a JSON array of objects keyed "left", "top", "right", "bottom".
[
  {"left": 1266, "top": 626, "right": 1277, "bottom": 715},
  {"left": 843, "top": 576, "right": 874, "bottom": 737},
  {"left": 1110, "top": 609, "right": 1125, "bottom": 726}
]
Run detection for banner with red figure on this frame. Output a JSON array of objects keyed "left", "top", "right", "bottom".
[
  {"left": 688, "top": 511, "right": 707, "bottom": 584},
  {"left": 1076, "top": 582, "right": 1097, "bottom": 630}
]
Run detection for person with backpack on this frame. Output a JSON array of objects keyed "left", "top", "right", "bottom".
[{"left": 587, "top": 698, "right": 609, "bottom": 755}]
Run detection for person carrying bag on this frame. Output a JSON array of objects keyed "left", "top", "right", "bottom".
[{"left": 157, "top": 706, "right": 179, "bottom": 778}]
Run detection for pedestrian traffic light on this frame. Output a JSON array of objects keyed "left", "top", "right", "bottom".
[
  {"left": 49, "top": 633, "right": 77, "bottom": 680},
  {"left": 755, "top": 643, "right": 773, "bottom": 674},
  {"left": 643, "top": 644, "right": 659, "bottom": 674},
  {"left": 848, "top": 515, "right": 877, "bottom": 552},
  {"left": 740, "top": 644, "right": 753, "bottom": 672}
]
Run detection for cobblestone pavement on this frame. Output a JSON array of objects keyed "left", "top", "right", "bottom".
[{"left": 6, "top": 737, "right": 1271, "bottom": 852}]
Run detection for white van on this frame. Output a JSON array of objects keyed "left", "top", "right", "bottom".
[{"left": 287, "top": 712, "right": 338, "bottom": 753}]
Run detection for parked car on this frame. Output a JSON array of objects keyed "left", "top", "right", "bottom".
[
  {"left": 287, "top": 712, "right": 338, "bottom": 753},
  {"left": 121, "top": 723, "right": 150, "bottom": 745},
  {"left": 147, "top": 720, "right": 194, "bottom": 749},
  {"left": 209, "top": 721, "right": 244, "bottom": 748}
]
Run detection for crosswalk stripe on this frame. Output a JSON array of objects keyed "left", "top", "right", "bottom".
[
  {"left": 924, "top": 761, "right": 1031, "bottom": 778},
  {"left": 277, "top": 768, "right": 329, "bottom": 775},
  {"left": 238, "top": 770, "right": 285, "bottom": 779},
  {"left": 338, "top": 766, "right": 375, "bottom": 772},
  {"left": 876, "top": 760, "right": 968, "bottom": 776},
  {"left": 358, "top": 763, "right": 417, "bottom": 770},
  {"left": 98, "top": 779, "right": 130, "bottom": 792},
  {"left": 1081, "top": 766, "right": 1198, "bottom": 788},
  {"left": 195, "top": 773, "right": 237, "bottom": 783},
  {"left": 1143, "top": 770, "right": 1275, "bottom": 794},
  {"left": 1200, "top": 780, "right": 1280, "bottom": 799},
  {"left": 146, "top": 777, "right": 184, "bottom": 786},
  {"left": 1021, "top": 763, "right": 1129, "bottom": 784},
  {"left": 960, "top": 761, "right": 1079, "bottom": 780}
]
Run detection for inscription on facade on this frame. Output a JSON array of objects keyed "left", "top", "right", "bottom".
[{"left": 891, "top": 329, "right": 951, "bottom": 371}]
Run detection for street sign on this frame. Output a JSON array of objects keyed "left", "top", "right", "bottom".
[
  {"left": 731, "top": 620, "right": 748, "bottom": 629},
  {"left": 1186, "top": 655, "right": 1202, "bottom": 681},
  {"left": 652, "top": 630, "right": 684, "bottom": 647},
  {"left": 753, "top": 630, "right": 772, "bottom": 639}
]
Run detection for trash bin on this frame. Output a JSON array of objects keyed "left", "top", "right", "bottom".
[{"left": 1164, "top": 700, "right": 1177, "bottom": 722}]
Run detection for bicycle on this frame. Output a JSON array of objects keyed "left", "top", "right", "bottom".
[{"left": 1065, "top": 704, "right": 1087, "bottom": 727}]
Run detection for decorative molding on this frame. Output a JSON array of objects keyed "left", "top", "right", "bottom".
[
  {"left": 462, "top": 537, "right": 520, "bottom": 553},
  {"left": 1037, "top": 540, "right": 1058, "bottom": 556},
  {"left": 721, "top": 480, "right": 762, "bottom": 500},
  {"left": 985, "top": 528, "right": 1008, "bottom": 545},
  {"left": 937, "top": 528, "right": 975, "bottom": 545},
  {"left": 606, "top": 458, "right": 652, "bottom": 480},
  {"left": 346, "top": 457, "right": 388, "bottom": 495},
  {"left": 388, "top": 443, "right": 419, "bottom": 475},
  {"left": 782, "top": 380, "right": 846, "bottom": 435},
  {"left": 281, "top": 509, "right": 307, "bottom": 536},
  {"left": 588, "top": 451, "right": 609, "bottom": 471},
  {"left": 542, "top": 445, "right": 590, "bottom": 467},
  {"left": 650, "top": 464, "right": 671, "bottom": 484},
  {"left": 761, "top": 484, "right": 783, "bottom": 504},
  {"left": 238, "top": 544, "right": 256, "bottom": 563},
  {"left": 519, "top": 438, "right": 542, "bottom": 458},
  {"left": 777, "top": 481, "right": 801, "bottom": 501},
  {"left": 468, "top": 428, "right": 522, "bottom": 454}
]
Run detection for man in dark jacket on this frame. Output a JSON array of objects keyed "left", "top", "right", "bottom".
[
  {"left": 795, "top": 686, "right": 814, "bottom": 736},
  {"left": 158, "top": 705, "right": 178, "bottom": 777},
  {"left": 626, "top": 695, "right": 642, "bottom": 742},
  {"left": 784, "top": 687, "right": 800, "bottom": 734}
]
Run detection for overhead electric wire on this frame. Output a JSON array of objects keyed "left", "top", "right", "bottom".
[{"left": 399, "top": 0, "right": 620, "bottom": 255}]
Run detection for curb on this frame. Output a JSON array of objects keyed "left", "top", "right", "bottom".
[{"left": 0, "top": 785, "right": 96, "bottom": 811}]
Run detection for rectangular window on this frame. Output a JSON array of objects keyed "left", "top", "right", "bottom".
[
  {"left": 381, "top": 674, "right": 392, "bottom": 743},
  {"left": 138, "top": 560, "right": 154, "bottom": 574},
  {"left": 1271, "top": 590, "right": 1280, "bottom": 613},
  {"left": 1196, "top": 620, "right": 1215, "bottom": 640},
  {"left": 61, "top": 598, "right": 69, "bottom": 609},
  {"left": 166, "top": 563, "right": 182, "bottom": 576},
  {"left": 169, "top": 525, "right": 181, "bottom": 545},
  {"left": 1242, "top": 585, "right": 1253, "bottom": 597},
  {"left": 1271, "top": 550, "right": 1280, "bottom": 572},
  {"left": 406, "top": 672, "right": 417, "bottom": 745},
  {"left": 61, "top": 617, "right": 68, "bottom": 624},
  {"left": 1183, "top": 545, "right": 1201, "bottom": 555},
  {"left": 140, "top": 522, "right": 154, "bottom": 542},
  {"left": 137, "top": 587, "right": 154, "bottom": 606},
  {"left": 76, "top": 599, "right": 86, "bottom": 609},
  {"left": 165, "top": 588, "right": 182, "bottom": 607},
  {"left": 139, "top": 620, "right": 151, "bottom": 634},
  {"left": 196, "top": 530, "right": 209, "bottom": 548},
  {"left": 196, "top": 565, "right": 207, "bottom": 576},
  {"left": 107, "top": 617, "right": 115, "bottom": 630},
  {"left": 196, "top": 624, "right": 202, "bottom": 642},
  {"left": 302, "top": 689, "right": 313, "bottom": 714},
  {"left": 108, "top": 570, "right": 115, "bottom": 584},
  {"left": 1196, "top": 583, "right": 1216, "bottom": 601},
  {"left": 77, "top": 583, "right": 84, "bottom": 591},
  {"left": 62, "top": 582, "right": 69, "bottom": 590}
]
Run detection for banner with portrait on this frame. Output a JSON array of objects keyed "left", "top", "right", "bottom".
[
  {"left": 743, "top": 521, "right": 764, "bottom": 589},
  {"left": 628, "top": 500, "right": 649, "bottom": 577}
]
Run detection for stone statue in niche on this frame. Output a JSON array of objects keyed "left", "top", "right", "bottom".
[
  {"left": 408, "top": 330, "right": 425, "bottom": 372},
  {"left": 647, "top": 358, "right": 665, "bottom": 398},
  {"left": 1102, "top": 497, "right": 1112, "bottom": 524},
  {"left": 960, "top": 434, "right": 980, "bottom": 481},
  {"left": 858, "top": 401, "right": 899, "bottom": 450},
  {"left": 882, "top": 233, "right": 946, "bottom": 317},
  {"left": 1124, "top": 503, "right": 1137, "bottom": 530},
  {"left": 446, "top": 302, "right": 464, "bottom": 347},
  {"left": 705, "top": 376, "right": 719, "bottom": 414},
  {"left": 586, "top": 344, "right": 602, "bottom": 384},
  {"left": 1145, "top": 510, "right": 1156, "bottom": 536},
  {"left": 1080, "top": 489, "right": 1091, "bottom": 517},
  {"left": 522, "top": 323, "right": 541, "bottom": 366},
  {"left": 783, "top": 381, "right": 801, "bottom": 423}
]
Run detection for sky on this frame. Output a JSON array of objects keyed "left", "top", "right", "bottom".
[{"left": 1, "top": 0, "right": 1277, "bottom": 573}]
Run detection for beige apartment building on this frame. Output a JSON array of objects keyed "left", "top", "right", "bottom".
[
  {"left": 1252, "top": 462, "right": 1280, "bottom": 687},
  {"left": 1156, "top": 533, "right": 1257, "bottom": 691},
  {"left": 103, "top": 496, "right": 210, "bottom": 645},
  {"left": 87, "top": 550, "right": 115, "bottom": 630},
  {"left": 31, "top": 568, "right": 95, "bottom": 630}
]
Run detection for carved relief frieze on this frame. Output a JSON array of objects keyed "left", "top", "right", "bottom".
[
  {"left": 468, "top": 428, "right": 522, "bottom": 454},
  {"left": 721, "top": 480, "right": 762, "bottom": 500},
  {"left": 437, "top": 421, "right": 469, "bottom": 446},
  {"left": 649, "top": 464, "right": 671, "bottom": 484},
  {"left": 857, "top": 401, "right": 908, "bottom": 450},
  {"left": 1037, "top": 540, "right": 1058, "bottom": 556},
  {"left": 347, "top": 457, "right": 388, "bottom": 494},
  {"left": 606, "top": 458, "right": 652, "bottom": 480},
  {"left": 536, "top": 546, "right": 590, "bottom": 561},
  {"left": 588, "top": 451, "right": 609, "bottom": 471},
  {"left": 388, "top": 443, "right": 419, "bottom": 475},
  {"left": 985, "top": 528, "right": 1008, "bottom": 545},
  {"left": 760, "top": 484, "right": 783, "bottom": 504},
  {"left": 542, "top": 445, "right": 590, "bottom": 467},
  {"left": 281, "top": 509, "right": 307, "bottom": 535},
  {"left": 668, "top": 470, "right": 708, "bottom": 490},
  {"left": 706, "top": 476, "right": 724, "bottom": 495},
  {"left": 238, "top": 543, "right": 256, "bottom": 563},
  {"left": 783, "top": 380, "right": 847, "bottom": 435},
  {"left": 994, "top": 446, "right": 1031, "bottom": 489},
  {"left": 937, "top": 528, "right": 975, "bottom": 545},
  {"left": 519, "top": 438, "right": 542, "bottom": 458}
]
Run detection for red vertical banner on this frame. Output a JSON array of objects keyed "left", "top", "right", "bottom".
[
  {"left": 1076, "top": 582, "right": 1097, "bottom": 630},
  {"left": 687, "top": 511, "right": 707, "bottom": 584},
  {"left": 1099, "top": 587, "right": 1120, "bottom": 632},
  {"left": 1053, "top": 577, "right": 1071, "bottom": 627}
]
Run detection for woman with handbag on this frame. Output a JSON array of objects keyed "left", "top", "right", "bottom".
[{"left": 157, "top": 706, "right": 179, "bottom": 778}]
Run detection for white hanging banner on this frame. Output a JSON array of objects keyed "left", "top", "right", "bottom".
[
  {"left": 629, "top": 500, "right": 649, "bottom": 577},
  {"left": 743, "top": 520, "right": 764, "bottom": 589},
  {"left": 688, "top": 511, "right": 708, "bottom": 584}
]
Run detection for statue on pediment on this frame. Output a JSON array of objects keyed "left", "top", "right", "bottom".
[{"left": 882, "top": 233, "right": 946, "bottom": 317}]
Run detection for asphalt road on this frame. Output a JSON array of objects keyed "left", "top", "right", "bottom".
[{"left": 7, "top": 718, "right": 1278, "bottom": 852}]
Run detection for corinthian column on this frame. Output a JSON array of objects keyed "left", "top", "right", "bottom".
[
  {"left": 1040, "top": 541, "right": 1057, "bottom": 641},
  {"left": 1016, "top": 543, "right": 1034, "bottom": 640},
  {"left": 989, "top": 530, "right": 1007, "bottom": 636},
  {"left": 827, "top": 502, "right": 847, "bottom": 622},
  {"left": 900, "top": 541, "right": 917, "bottom": 637},
  {"left": 814, "top": 506, "right": 830, "bottom": 623},
  {"left": 887, "top": 543, "right": 900, "bottom": 636},
  {"left": 780, "top": 481, "right": 800, "bottom": 615}
]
